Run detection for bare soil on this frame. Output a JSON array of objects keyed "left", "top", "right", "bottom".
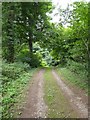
[
  {"left": 19, "top": 69, "right": 47, "bottom": 118},
  {"left": 52, "top": 70, "right": 88, "bottom": 118}
]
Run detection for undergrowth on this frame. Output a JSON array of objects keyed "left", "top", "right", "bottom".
[
  {"left": 2, "top": 61, "right": 36, "bottom": 118},
  {"left": 57, "top": 60, "right": 88, "bottom": 93}
]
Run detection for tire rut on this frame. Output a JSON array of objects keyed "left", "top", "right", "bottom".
[
  {"left": 52, "top": 70, "right": 88, "bottom": 118},
  {"left": 19, "top": 69, "right": 47, "bottom": 118}
]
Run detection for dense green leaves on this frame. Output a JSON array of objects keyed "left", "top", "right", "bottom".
[
  {"left": 2, "top": 61, "right": 36, "bottom": 118},
  {"left": 2, "top": 1, "right": 89, "bottom": 65},
  {"left": 51, "top": 1, "right": 88, "bottom": 65},
  {"left": 2, "top": 2, "right": 52, "bottom": 63}
]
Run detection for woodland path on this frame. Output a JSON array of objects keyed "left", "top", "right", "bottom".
[{"left": 19, "top": 69, "right": 88, "bottom": 118}]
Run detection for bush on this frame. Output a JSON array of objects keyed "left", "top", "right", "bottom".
[
  {"left": 29, "top": 53, "right": 41, "bottom": 67},
  {"left": 2, "top": 61, "right": 36, "bottom": 118},
  {"left": 66, "top": 60, "right": 88, "bottom": 81},
  {"left": 17, "top": 49, "right": 41, "bottom": 68},
  {"left": 2, "top": 61, "right": 30, "bottom": 84},
  {"left": 40, "top": 60, "right": 48, "bottom": 67}
]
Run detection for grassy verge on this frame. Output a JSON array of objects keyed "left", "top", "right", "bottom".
[
  {"left": 44, "top": 68, "right": 77, "bottom": 118},
  {"left": 56, "top": 67, "right": 88, "bottom": 93},
  {"left": 2, "top": 62, "right": 37, "bottom": 118}
]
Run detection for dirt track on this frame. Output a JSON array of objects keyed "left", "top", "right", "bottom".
[
  {"left": 19, "top": 69, "right": 88, "bottom": 118},
  {"left": 20, "top": 69, "right": 47, "bottom": 118}
]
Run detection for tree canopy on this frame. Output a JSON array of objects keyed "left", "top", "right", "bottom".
[{"left": 2, "top": 1, "right": 89, "bottom": 67}]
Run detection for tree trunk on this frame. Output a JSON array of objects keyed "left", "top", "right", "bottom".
[
  {"left": 7, "top": 3, "right": 14, "bottom": 63},
  {"left": 28, "top": 35, "right": 33, "bottom": 53},
  {"left": 28, "top": 19, "right": 33, "bottom": 53}
]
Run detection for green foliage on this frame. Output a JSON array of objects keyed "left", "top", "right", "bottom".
[
  {"left": 33, "top": 42, "right": 53, "bottom": 67},
  {"left": 57, "top": 59, "right": 88, "bottom": 92},
  {"left": 17, "top": 48, "right": 41, "bottom": 68},
  {"left": 2, "top": 2, "right": 52, "bottom": 62},
  {"left": 29, "top": 53, "right": 41, "bottom": 68},
  {"left": 66, "top": 60, "right": 88, "bottom": 87},
  {"left": 57, "top": 67, "right": 88, "bottom": 92},
  {"left": 2, "top": 1, "right": 88, "bottom": 66},
  {"left": 2, "top": 61, "right": 30, "bottom": 84},
  {"left": 40, "top": 59, "right": 48, "bottom": 67},
  {"left": 2, "top": 61, "right": 36, "bottom": 118},
  {"left": 49, "top": 1, "right": 88, "bottom": 65}
]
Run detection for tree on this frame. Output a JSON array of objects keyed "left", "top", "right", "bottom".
[
  {"left": 2, "top": 3, "right": 15, "bottom": 62},
  {"left": 2, "top": 2, "right": 52, "bottom": 63},
  {"left": 17, "top": 2, "right": 52, "bottom": 53},
  {"left": 54, "top": 1, "right": 89, "bottom": 64}
]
